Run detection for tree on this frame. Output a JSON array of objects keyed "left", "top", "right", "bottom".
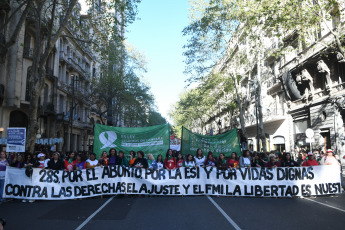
[
  {"left": 0, "top": 0, "right": 33, "bottom": 63},
  {"left": 16, "top": 0, "right": 142, "bottom": 152}
]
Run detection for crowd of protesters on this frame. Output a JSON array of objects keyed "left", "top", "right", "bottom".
[{"left": 0, "top": 147, "right": 342, "bottom": 203}]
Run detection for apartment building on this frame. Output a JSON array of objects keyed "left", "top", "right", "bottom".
[{"left": 0, "top": 1, "right": 106, "bottom": 152}]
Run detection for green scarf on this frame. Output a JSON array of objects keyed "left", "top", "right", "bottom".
[{"left": 68, "top": 158, "right": 73, "bottom": 164}]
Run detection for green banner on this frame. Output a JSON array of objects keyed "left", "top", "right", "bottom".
[
  {"left": 181, "top": 127, "right": 241, "bottom": 157},
  {"left": 93, "top": 123, "right": 170, "bottom": 158}
]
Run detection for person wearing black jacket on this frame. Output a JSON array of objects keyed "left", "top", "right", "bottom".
[
  {"left": 133, "top": 151, "right": 148, "bottom": 169},
  {"left": 11, "top": 154, "right": 25, "bottom": 168},
  {"left": 280, "top": 152, "right": 298, "bottom": 167},
  {"left": 48, "top": 152, "right": 65, "bottom": 170},
  {"left": 251, "top": 152, "right": 265, "bottom": 167}
]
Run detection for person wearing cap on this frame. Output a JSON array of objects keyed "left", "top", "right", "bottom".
[
  {"left": 320, "top": 149, "right": 340, "bottom": 166},
  {"left": 302, "top": 152, "right": 319, "bottom": 166},
  {"left": 265, "top": 153, "right": 281, "bottom": 168},
  {"left": 37, "top": 153, "right": 50, "bottom": 169},
  {"left": 48, "top": 152, "right": 65, "bottom": 170}
]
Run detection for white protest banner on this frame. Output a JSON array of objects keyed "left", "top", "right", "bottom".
[{"left": 3, "top": 165, "right": 341, "bottom": 200}]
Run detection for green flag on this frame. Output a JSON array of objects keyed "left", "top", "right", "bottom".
[
  {"left": 93, "top": 123, "right": 170, "bottom": 158},
  {"left": 181, "top": 127, "right": 241, "bottom": 157}
]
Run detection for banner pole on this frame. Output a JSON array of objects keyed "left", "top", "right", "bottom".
[{"left": 181, "top": 126, "right": 184, "bottom": 154}]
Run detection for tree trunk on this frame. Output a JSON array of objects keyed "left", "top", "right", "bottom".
[
  {"left": 230, "top": 73, "right": 247, "bottom": 139},
  {"left": 257, "top": 61, "right": 267, "bottom": 152}
]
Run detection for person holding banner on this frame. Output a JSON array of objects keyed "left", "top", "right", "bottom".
[
  {"left": 0, "top": 151, "right": 9, "bottom": 202},
  {"left": 228, "top": 152, "right": 239, "bottom": 169},
  {"left": 156, "top": 154, "right": 164, "bottom": 169},
  {"left": 195, "top": 149, "right": 205, "bottom": 168},
  {"left": 99, "top": 151, "right": 109, "bottom": 166},
  {"left": 251, "top": 152, "right": 264, "bottom": 167},
  {"left": 117, "top": 151, "right": 129, "bottom": 167},
  {"left": 176, "top": 152, "right": 184, "bottom": 168},
  {"left": 74, "top": 153, "right": 86, "bottom": 170},
  {"left": 320, "top": 149, "right": 340, "bottom": 166},
  {"left": 48, "top": 152, "right": 65, "bottom": 170},
  {"left": 133, "top": 151, "right": 148, "bottom": 169},
  {"left": 281, "top": 152, "right": 298, "bottom": 167},
  {"left": 86, "top": 153, "right": 99, "bottom": 168},
  {"left": 164, "top": 149, "right": 176, "bottom": 170},
  {"left": 217, "top": 153, "right": 228, "bottom": 170},
  {"left": 129, "top": 151, "right": 136, "bottom": 166},
  {"left": 205, "top": 152, "right": 216, "bottom": 167},
  {"left": 265, "top": 154, "right": 281, "bottom": 168},
  {"left": 108, "top": 148, "right": 117, "bottom": 166},
  {"left": 11, "top": 154, "right": 24, "bottom": 168},
  {"left": 147, "top": 154, "right": 158, "bottom": 170},
  {"left": 302, "top": 152, "right": 319, "bottom": 166},
  {"left": 37, "top": 153, "right": 50, "bottom": 169},
  {"left": 183, "top": 154, "right": 196, "bottom": 168},
  {"left": 239, "top": 150, "right": 251, "bottom": 168},
  {"left": 64, "top": 152, "right": 76, "bottom": 171}
]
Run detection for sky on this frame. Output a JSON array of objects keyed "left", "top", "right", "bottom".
[{"left": 79, "top": 0, "right": 191, "bottom": 123}]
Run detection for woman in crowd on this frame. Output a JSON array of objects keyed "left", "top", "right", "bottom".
[
  {"left": 156, "top": 154, "right": 164, "bottom": 169},
  {"left": 11, "top": 154, "right": 24, "bottom": 168},
  {"left": 133, "top": 151, "right": 148, "bottom": 169},
  {"left": 302, "top": 152, "right": 319, "bottom": 166},
  {"left": 37, "top": 153, "right": 50, "bottom": 169},
  {"left": 23, "top": 153, "right": 37, "bottom": 168},
  {"left": 129, "top": 151, "right": 136, "bottom": 166},
  {"left": 164, "top": 149, "right": 176, "bottom": 170},
  {"left": 147, "top": 153, "right": 158, "bottom": 170},
  {"left": 86, "top": 153, "right": 99, "bottom": 168},
  {"left": 204, "top": 151, "right": 216, "bottom": 167},
  {"left": 64, "top": 152, "right": 76, "bottom": 171},
  {"left": 75, "top": 153, "right": 86, "bottom": 170},
  {"left": 239, "top": 150, "right": 251, "bottom": 168},
  {"left": 0, "top": 151, "right": 9, "bottom": 202},
  {"left": 251, "top": 152, "right": 264, "bottom": 167},
  {"left": 99, "top": 151, "right": 109, "bottom": 166},
  {"left": 320, "top": 149, "right": 340, "bottom": 166},
  {"left": 176, "top": 152, "right": 184, "bottom": 168},
  {"left": 265, "top": 154, "right": 281, "bottom": 168},
  {"left": 280, "top": 152, "right": 298, "bottom": 167},
  {"left": 195, "top": 148, "right": 205, "bottom": 167},
  {"left": 48, "top": 152, "right": 65, "bottom": 170},
  {"left": 217, "top": 153, "right": 228, "bottom": 170},
  {"left": 108, "top": 148, "right": 117, "bottom": 166},
  {"left": 183, "top": 154, "right": 196, "bottom": 168},
  {"left": 117, "top": 151, "right": 129, "bottom": 167},
  {"left": 228, "top": 152, "right": 239, "bottom": 169},
  {"left": 296, "top": 153, "right": 304, "bottom": 166}
]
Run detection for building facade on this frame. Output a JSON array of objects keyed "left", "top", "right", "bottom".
[{"left": 0, "top": 1, "right": 106, "bottom": 152}]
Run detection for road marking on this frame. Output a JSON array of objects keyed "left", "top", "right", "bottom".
[
  {"left": 75, "top": 196, "right": 115, "bottom": 230},
  {"left": 302, "top": 197, "right": 345, "bottom": 213},
  {"left": 206, "top": 196, "right": 242, "bottom": 230}
]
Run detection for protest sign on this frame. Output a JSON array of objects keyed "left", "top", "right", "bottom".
[
  {"left": 3, "top": 166, "right": 341, "bottom": 200},
  {"left": 6, "top": 128, "right": 26, "bottom": 152},
  {"left": 93, "top": 123, "right": 170, "bottom": 158},
  {"left": 181, "top": 127, "right": 241, "bottom": 157}
]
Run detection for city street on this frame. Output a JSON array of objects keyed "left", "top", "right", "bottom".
[{"left": 1, "top": 193, "right": 345, "bottom": 230}]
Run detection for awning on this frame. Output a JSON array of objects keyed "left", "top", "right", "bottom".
[{"left": 273, "top": 136, "right": 285, "bottom": 145}]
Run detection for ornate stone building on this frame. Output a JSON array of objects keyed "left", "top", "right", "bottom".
[{"left": 0, "top": 2, "right": 106, "bottom": 152}]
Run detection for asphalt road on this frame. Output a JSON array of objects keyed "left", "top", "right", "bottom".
[{"left": 1, "top": 193, "right": 345, "bottom": 230}]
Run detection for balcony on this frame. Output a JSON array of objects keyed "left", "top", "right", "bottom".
[
  {"left": 264, "top": 42, "right": 280, "bottom": 59},
  {"left": 23, "top": 47, "right": 33, "bottom": 59},
  {"left": 59, "top": 51, "right": 68, "bottom": 63}
]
